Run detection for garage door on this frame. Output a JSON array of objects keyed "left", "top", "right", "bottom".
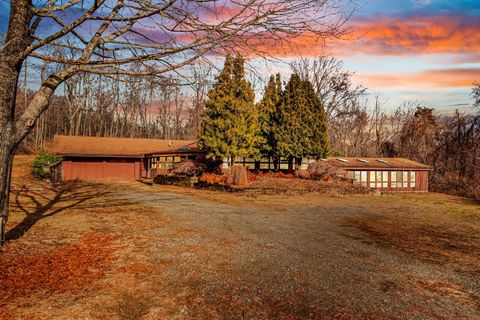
[{"left": 63, "top": 159, "right": 138, "bottom": 181}]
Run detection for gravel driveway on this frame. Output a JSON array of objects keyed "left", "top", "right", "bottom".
[{"left": 108, "top": 183, "right": 480, "bottom": 320}]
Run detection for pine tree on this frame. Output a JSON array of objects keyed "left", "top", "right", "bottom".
[
  {"left": 258, "top": 73, "right": 282, "bottom": 161},
  {"left": 199, "top": 54, "right": 261, "bottom": 165},
  {"left": 277, "top": 73, "right": 329, "bottom": 167},
  {"left": 303, "top": 78, "right": 330, "bottom": 159},
  {"left": 277, "top": 73, "right": 308, "bottom": 165}
]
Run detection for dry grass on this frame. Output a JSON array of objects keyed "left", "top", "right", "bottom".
[{"left": 343, "top": 193, "right": 480, "bottom": 274}]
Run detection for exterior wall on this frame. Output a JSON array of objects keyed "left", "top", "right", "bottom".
[
  {"left": 415, "top": 171, "right": 429, "bottom": 192},
  {"left": 62, "top": 157, "right": 141, "bottom": 181}
]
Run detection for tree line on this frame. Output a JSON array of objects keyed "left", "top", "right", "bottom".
[{"left": 199, "top": 54, "right": 329, "bottom": 168}]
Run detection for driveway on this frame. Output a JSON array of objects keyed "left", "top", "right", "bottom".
[{"left": 107, "top": 183, "right": 480, "bottom": 319}]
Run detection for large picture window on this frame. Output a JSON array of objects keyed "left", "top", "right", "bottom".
[
  {"left": 392, "top": 171, "right": 409, "bottom": 188},
  {"left": 349, "top": 170, "right": 368, "bottom": 186},
  {"left": 410, "top": 171, "right": 416, "bottom": 188},
  {"left": 369, "top": 171, "right": 388, "bottom": 188}
]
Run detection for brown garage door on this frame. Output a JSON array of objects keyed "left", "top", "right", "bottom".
[{"left": 63, "top": 158, "right": 139, "bottom": 181}]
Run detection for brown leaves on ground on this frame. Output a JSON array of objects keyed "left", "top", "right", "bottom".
[{"left": 0, "top": 232, "right": 115, "bottom": 306}]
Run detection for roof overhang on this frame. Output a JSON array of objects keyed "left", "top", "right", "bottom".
[
  {"left": 339, "top": 166, "right": 432, "bottom": 171},
  {"left": 59, "top": 153, "right": 145, "bottom": 159}
]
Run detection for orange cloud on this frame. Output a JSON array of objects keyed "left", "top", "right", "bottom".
[
  {"left": 356, "top": 68, "right": 480, "bottom": 89},
  {"left": 239, "top": 14, "right": 480, "bottom": 58},
  {"left": 336, "top": 15, "right": 480, "bottom": 56}
]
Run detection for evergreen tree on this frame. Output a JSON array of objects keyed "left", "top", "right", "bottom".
[
  {"left": 199, "top": 54, "right": 261, "bottom": 165},
  {"left": 303, "top": 78, "right": 330, "bottom": 159},
  {"left": 277, "top": 73, "right": 329, "bottom": 167},
  {"left": 258, "top": 73, "right": 282, "bottom": 161}
]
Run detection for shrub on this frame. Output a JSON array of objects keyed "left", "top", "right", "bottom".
[
  {"left": 307, "top": 161, "right": 339, "bottom": 180},
  {"left": 199, "top": 172, "right": 226, "bottom": 185},
  {"left": 153, "top": 174, "right": 195, "bottom": 187},
  {"left": 171, "top": 159, "right": 205, "bottom": 176},
  {"left": 32, "top": 149, "right": 61, "bottom": 179}
]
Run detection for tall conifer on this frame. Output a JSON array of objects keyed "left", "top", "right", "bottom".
[
  {"left": 199, "top": 54, "right": 261, "bottom": 164},
  {"left": 277, "top": 73, "right": 329, "bottom": 167},
  {"left": 303, "top": 78, "right": 330, "bottom": 158},
  {"left": 258, "top": 73, "right": 282, "bottom": 161}
]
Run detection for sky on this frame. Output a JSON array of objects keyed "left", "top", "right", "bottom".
[
  {"left": 265, "top": 0, "right": 480, "bottom": 112},
  {"left": 1, "top": 0, "right": 479, "bottom": 113}
]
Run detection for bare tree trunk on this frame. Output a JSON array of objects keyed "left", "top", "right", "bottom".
[
  {"left": 0, "top": 142, "right": 16, "bottom": 244},
  {"left": 0, "top": 1, "right": 25, "bottom": 242},
  {"left": 0, "top": 62, "right": 19, "bottom": 243}
]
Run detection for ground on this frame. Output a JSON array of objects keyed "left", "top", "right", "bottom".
[{"left": 1, "top": 156, "right": 479, "bottom": 319}]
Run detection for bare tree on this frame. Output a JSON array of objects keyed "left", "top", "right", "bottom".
[
  {"left": 472, "top": 82, "right": 480, "bottom": 113},
  {"left": 0, "top": 0, "right": 350, "bottom": 243},
  {"left": 291, "top": 55, "right": 366, "bottom": 119}
]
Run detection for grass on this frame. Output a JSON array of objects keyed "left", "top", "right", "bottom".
[{"left": 343, "top": 193, "right": 480, "bottom": 274}]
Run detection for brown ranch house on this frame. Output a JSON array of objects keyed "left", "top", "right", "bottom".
[{"left": 51, "top": 135, "right": 432, "bottom": 192}]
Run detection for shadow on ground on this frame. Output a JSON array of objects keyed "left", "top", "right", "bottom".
[{"left": 6, "top": 183, "right": 107, "bottom": 241}]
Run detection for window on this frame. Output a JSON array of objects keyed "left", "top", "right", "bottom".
[
  {"left": 393, "top": 171, "right": 409, "bottom": 188},
  {"left": 410, "top": 171, "right": 416, "bottom": 188},
  {"left": 369, "top": 171, "right": 375, "bottom": 187},
  {"left": 337, "top": 158, "right": 349, "bottom": 163},
  {"left": 156, "top": 156, "right": 183, "bottom": 170},
  {"left": 370, "top": 171, "right": 388, "bottom": 188},
  {"left": 391, "top": 171, "right": 397, "bottom": 188},
  {"left": 361, "top": 171, "right": 367, "bottom": 186},
  {"left": 350, "top": 171, "right": 367, "bottom": 186},
  {"left": 396, "top": 171, "right": 403, "bottom": 188},
  {"left": 382, "top": 171, "right": 389, "bottom": 188},
  {"left": 259, "top": 158, "right": 270, "bottom": 170}
]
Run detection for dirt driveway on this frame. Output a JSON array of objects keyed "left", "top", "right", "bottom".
[{"left": 2, "top": 172, "right": 480, "bottom": 319}]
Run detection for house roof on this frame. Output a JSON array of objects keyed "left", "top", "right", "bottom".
[
  {"left": 51, "top": 135, "right": 197, "bottom": 158},
  {"left": 326, "top": 157, "right": 432, "bottom": 170}
]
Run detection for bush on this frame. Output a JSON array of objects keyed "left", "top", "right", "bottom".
[
  {"left": 153, "top": 174, "right": 196, "bottom": 187},
  {"left": 199, "top": 172, "right": 226, "bottom": 185},
  {"left": 32, "top": 149, "right": 61, "bottom": 179},
  {"left": 171, "top": 159, "right": 205, "bottom": 176},
  {"left": 307, "top": 161, "right": 339, "bottom": 180}
]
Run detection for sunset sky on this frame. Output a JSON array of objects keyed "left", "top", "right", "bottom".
[
  {"left": 250, "top": 0, "right": 480, "bottom": 112},
  {"left": 1, "top": 0, "right": 479, "bottom": 112},
  {"left": 318, "top": 0, "right": 480, "bottom": 111}
]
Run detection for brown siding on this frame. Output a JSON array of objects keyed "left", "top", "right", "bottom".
[
  {"left": 415, "top": 171, "right": 429, "bottom": 192},
  {"left": 62, "top": 158, "right": 139, "bottom": 181}
]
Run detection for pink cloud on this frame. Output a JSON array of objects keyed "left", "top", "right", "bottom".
[{"left": 356, "top": 68, "right": 480, "bottom": 89}]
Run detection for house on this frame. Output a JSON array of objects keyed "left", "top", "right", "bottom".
[
  {"left": 327, "top": 157, "right": 432, "bottom": 192},
  {"left": 51, "top": 135, "right": 200, "bottom": 181},
  {"left": 51, "top": 135, "right": 431, "bottom": 192}
]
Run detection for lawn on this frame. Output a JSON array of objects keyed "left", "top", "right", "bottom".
[{"left": 1, "top": 156, "right": 479, "bottom": 319}]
